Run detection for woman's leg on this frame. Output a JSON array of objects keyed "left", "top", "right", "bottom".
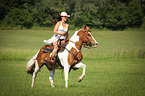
[{"left": 51, "top": 41, "right": 58, "bottom": 57}]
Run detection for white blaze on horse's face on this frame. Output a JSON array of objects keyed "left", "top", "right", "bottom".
[
  {"left": 88, "top": 32, "right": 98, "bottom": 48},
  {"left": 83, "top": 31, "right": 98, "bottom": 48}
]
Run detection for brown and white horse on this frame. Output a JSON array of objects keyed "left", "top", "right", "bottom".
[{"left": 26, "top": 25, "right": 98, "bottom": 88}]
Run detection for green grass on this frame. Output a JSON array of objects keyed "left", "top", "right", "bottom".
[{"left": 0, "top": 29, "right": 145, "bottom": 96}]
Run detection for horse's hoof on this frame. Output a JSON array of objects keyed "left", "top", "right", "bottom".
[
  {"left": 78, "top": 76, "right": 83, "bottom": 82},
  {"left": 51, "top": 85, "right": 55, "bottom": 88}
]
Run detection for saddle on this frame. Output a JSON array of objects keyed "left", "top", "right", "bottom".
[
  {"left": 42, "top": 39, "right": 68, "bottom": 53},
  {"left": 42, "top": 40, "right": 68, "bottom": 69}
]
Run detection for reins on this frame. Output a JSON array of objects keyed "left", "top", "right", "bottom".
[
  {"left": 55, "top": 30, "right": 92, "bottom": 63},
  {"left": 64, "top": 30, "right": 93, "bottom": 72}
]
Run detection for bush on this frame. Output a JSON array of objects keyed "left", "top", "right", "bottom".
[
  {"left": 127, "top": 1, "right": 144, "bottom": 27},
  {"left": 140, "top": 17, "right": 145, "bottom": 30},
  {"left": 103, "top": 6, "right": 130, "bottom": 29},
  {"left": 2, "top": 8, "right": 33, "bottom": 28},
  {"left": 0, "top": 0, "right": 144, "bottom": 30}
]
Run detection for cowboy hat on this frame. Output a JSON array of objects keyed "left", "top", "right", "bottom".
[{"left": 60, "top": 12, "right": 70, "bottom": 17}]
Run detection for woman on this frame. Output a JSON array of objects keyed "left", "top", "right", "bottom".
[{"left": 43, "top": 12, "right": 70, "bottom": 62}]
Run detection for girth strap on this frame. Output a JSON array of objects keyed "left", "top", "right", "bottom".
[
  {"left": 65, "top": 48, "right": 82, "bottom": 63},
  {"left": 65, "top": 48, "right": 83, "bottom": 72}
]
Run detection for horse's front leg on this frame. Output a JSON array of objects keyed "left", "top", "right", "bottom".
[
  {"left": 49, "top": 69, "right": 55, "bottom": 88},
  {"left": 74, "top": 62, "right": 86, "bottom": 82},
  {"left": 64, "top": 65, "right": 69, "bottom": 88}
]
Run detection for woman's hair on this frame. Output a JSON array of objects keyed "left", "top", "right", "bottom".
[{"left": 52, "top": 13, "right": 61, "bottom": 25}]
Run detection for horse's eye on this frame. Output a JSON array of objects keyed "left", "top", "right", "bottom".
[{"left": 87, "top": 34, "right": 91, "bottom": 36}]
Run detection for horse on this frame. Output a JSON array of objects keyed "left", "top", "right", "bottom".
[{"left": 26, "top": 25, "right": 99, "bottom": 88}]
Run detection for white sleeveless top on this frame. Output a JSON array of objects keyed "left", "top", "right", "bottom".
[
  {"left": 55, "top": 21, "right": 68, "bottom": 39},
  {"left": 43, "top": 22, "right": 69, "bottom": 44}
]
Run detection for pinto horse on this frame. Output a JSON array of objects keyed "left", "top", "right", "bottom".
[{"left": 26, "top": 25, "right": 98, "bottom": 88}]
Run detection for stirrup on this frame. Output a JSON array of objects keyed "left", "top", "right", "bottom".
[{"left": 49, "top": 55, "right": 57, "bottom": 63}]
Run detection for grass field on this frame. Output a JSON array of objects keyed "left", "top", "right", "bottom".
[{"left": 0, "top": 29, "right": 145, "bottom": 96}]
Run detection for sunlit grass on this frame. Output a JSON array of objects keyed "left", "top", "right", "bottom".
[{"left": 0, "top": 29, "right": 145, "bottom": 96}]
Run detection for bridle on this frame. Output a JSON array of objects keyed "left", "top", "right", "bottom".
[
  {"left": 69, "top": 30, "right": 93, "bottom": 48},
  {"left": 82, "top": 31, "right": 93, "bottom": 47}
]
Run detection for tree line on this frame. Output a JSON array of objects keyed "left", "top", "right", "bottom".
[{"left": 0, "top": 0, "right": 145, "bottom": 29}]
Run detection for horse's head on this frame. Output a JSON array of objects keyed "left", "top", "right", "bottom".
[{"left": 78, "top": 25, "right": 99, "bottom": 48}]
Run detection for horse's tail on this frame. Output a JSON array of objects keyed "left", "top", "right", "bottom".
[{"left": 26, "top": 50, "right": 40, "bottom": 75}]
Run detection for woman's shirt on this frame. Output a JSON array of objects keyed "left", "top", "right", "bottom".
[{"left": 54, "top": 21, "right": 68, "bottom": 39}]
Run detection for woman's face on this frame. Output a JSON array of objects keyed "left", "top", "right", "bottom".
[{"left": 61, "top": 16, "right": 67, "bottom": 22}]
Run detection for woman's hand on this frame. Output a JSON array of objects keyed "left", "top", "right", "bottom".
[{"left": 59, "top": 32, "right": 66, "bottom": 36}]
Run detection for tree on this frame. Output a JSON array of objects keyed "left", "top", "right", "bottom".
[
  {"left": 127, "top": 0, "right": 144, "bottom": 27},
  {"left": 0, "top": 0, "right": 144, "bottom": 29},
  {"left": 4, "top": 8, "right": 33, "bottom": 28}
]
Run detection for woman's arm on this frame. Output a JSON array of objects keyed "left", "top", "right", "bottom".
[
  {"left": 53, "top": 22, "right": 65, "bottom": 36},
  {"left": 65, "top": 24, "right": 69, "bottom": 40}
]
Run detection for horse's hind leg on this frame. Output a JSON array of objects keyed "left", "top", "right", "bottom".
[
  {"left": 31, "top": 60, "right": 39, "bottom": 87},
  {"left": 49, "top": 69, "right": 55, "bottom": 88},
  {"left": 74, "top": 62, "right": 86, "bottom": 82}
]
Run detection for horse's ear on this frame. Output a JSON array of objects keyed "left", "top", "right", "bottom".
[
  {"left": 83, "top": 25, "right": 87, "bottom": 30},
  {"left": 86, "top": 26, "right": 90, "bottom": 29},
  {"left": 85, "top": 26, "right": 91, "bottom": 32}
]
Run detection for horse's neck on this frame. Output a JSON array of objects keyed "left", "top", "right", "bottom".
[
  {"left": 70, "top": 31, "right": 79, "bottom": 42},
  {"left": 67, "top": 31, "right": 83, "bottom": 51}
]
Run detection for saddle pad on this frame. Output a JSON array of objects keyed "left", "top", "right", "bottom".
[{"left": 42, "top": 45, "right": 54, "bottom": 53}]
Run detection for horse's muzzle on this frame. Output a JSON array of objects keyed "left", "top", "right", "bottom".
[{"left": 92, "top": 43, "right": 99, "bottom": 48}]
